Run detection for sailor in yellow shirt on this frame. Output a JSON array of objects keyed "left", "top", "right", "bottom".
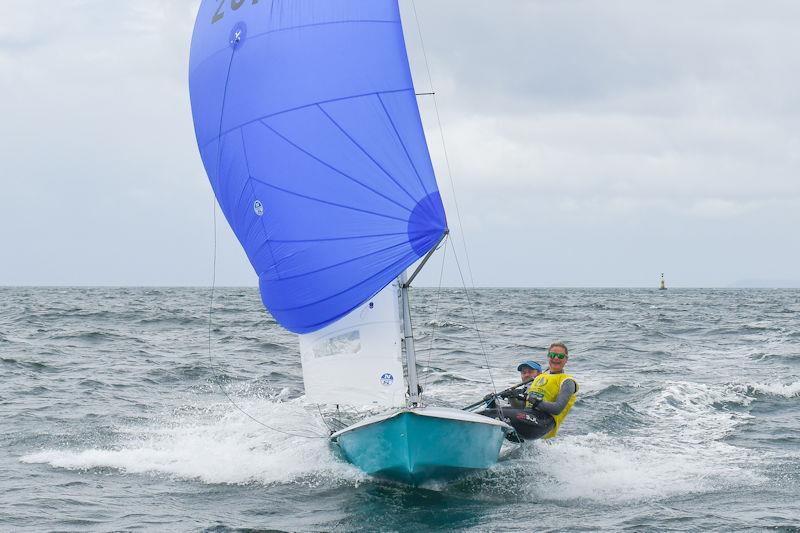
[{"left": 524, "top": 342, "right": 578, "bottom": 439}]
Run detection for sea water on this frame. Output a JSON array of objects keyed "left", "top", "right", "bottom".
[{"left": 1, "top": 287, "right": 798, "bottom": 531}]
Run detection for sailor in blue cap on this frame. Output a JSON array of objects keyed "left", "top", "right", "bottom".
[
  {"left": 516, "top": 360, "right": 542, "bottom": 382},
  {"left": 482, "top": 359, "right": 543, "bottom": 408},
  {"left": 509, "top": 360, "right": 542, "bottom": 407}
]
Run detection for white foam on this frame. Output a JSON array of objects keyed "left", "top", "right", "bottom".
[
  {"left": 736, "top": 380, "right": 800, "bottom": 398},
  {"left": 634, "top": 381, "right": 753, "bottom": 443},
  {"left": 481, "top": 380, "right": 765, "bottom": 503},
  {"left": 21, "top": 395, "right": 365, "bottom": 486},
  {"left": 21, "top": 375, "right": 780, "bottom": 499},
  {"left": 425, "top": 373, "right": 766, "bottom": 503},
  {"left": 518, "top": 432, "right": 764, "bottom": 503}
]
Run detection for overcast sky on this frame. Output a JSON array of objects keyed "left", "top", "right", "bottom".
[{"left": 1, "top": 1, "right": 798, "bottom": 288}]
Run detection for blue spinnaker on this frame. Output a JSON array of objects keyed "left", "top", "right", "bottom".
[{"left": 189, "top": 1, "right": 447, "bottom": 333}]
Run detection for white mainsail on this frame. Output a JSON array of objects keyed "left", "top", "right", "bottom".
[{"left": 299, "top": 282, "right": 406, "bottom": 408}]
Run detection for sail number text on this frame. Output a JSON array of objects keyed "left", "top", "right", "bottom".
[{"left": 212, "top": 0, "right": 259, "bottom": 24}]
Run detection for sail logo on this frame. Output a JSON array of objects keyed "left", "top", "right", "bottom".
[
  {"left": 253, "top": 200, "right": 264, "bottom": 216},
  {"left": 380, "top": 373, "right": 394, "bottom": 386},
  {"left": 227, "top": 22, "right": 248, "bottom": 50}
]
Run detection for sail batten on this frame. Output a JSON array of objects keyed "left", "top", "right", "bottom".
[{"left": 190, "top": 0, "right": 447, "bottom": 333}]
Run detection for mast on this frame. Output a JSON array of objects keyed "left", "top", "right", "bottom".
[
  {"left": 399, "top": 271, "right": 421, "bottom": 406},
  {"left": 399, "top": 232, "right": 447, "bottom": 406}
]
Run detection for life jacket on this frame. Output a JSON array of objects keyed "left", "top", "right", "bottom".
[{"left": 525, "top": 371, "right": 578, "bottom": 439}]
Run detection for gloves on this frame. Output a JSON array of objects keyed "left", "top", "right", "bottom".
[
  {"left": 526, "top": 393, "right": 543, "bottom": 408},
  {"left": 483, "top": 393, "right": 496, "bottom": 401}
]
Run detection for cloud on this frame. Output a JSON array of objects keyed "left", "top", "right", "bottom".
[
  {"left": 403, "top": 0, "right": 800, "bottom": 265},
  {"left": 1, "top": 1, "right": 798, "bottom": 286},
  {"left": 687, "top": 198, "right": 755, "bottom": 218}
]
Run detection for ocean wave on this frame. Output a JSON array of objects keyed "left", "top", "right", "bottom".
[
  {"left": 6, "top": 287, "right": 800, "bottom": 529},
  {"left": 516, "top": 432, "right": 765, "bottom": 503},
  {"left": 578, "top": 382, "right": 642, "bottom": 400},
  {"left": 21, "top": 396, "right": 362, "bottom": 487},
  {"left": 419, "top": 319, "right": 467, "bottom": 330},
  {"left": 631, "top": 381, "right": 753, "bottom": 443},
  {"left": 708, "top": 325, "right": 779, "bottom": 335},
  {"left": 459, "top": 428, "right": 766, "bottom": 504},
  {"left": 47, "top": 331, "right": 135, "bottom": 343},
  {"left": 135, "top": 316, "right": 201, "bottom": 326},
  {"left": 588, "top": 402, "right": 650, "bottom": 434},
  {"left": 145, "top": 363, "right": 213, "bottom": 383},
  {"left": 735, "top": 381, "right": 800, "bottom": 398},
  {"left": 0, "top": 357, "right": 53, "bottom": 372}
]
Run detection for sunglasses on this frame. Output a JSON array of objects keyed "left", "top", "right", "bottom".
[{"left": 547, "top": 352, "right": 566, "bottom": 360}]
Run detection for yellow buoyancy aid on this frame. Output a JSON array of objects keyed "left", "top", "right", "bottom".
[{"left": 525, "top": 372, "right": 578, "bottom": 439}]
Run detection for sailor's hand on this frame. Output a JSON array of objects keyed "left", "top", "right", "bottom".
[
  {"left": 526, "top": 394, "right": 542, "bottom": 408},
  {"left": 483, "top": 393, "right": 496, "bottom": 401},
  {"left": 512, "top": 392, "right": 527, "bottom": 402},
  {"left": 498, "top": 390, "right": 512, "bottom": 399}
]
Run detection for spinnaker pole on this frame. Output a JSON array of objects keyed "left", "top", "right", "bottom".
[{"left": 405, "top": 230, "right": 448, "bottom": 287}]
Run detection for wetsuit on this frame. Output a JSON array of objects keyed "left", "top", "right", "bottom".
[
  {"left": 529, "top": 379, "right": 576, "bottom": 417},
  {"left": 479, "top": 374, "right": 577, "bottom": 441},
  {"left": 526, "top": 371, "right": 578, "bottom": 439}
]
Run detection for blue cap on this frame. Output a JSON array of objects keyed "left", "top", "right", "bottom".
[{"left": 517, "top": 360, "right": 542, "bottom": 373}]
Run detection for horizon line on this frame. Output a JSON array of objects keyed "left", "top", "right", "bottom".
[{"left": 2, "top": 284, "right": 799, "bottom": 289}]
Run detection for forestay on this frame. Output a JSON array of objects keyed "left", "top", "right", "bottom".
[
  {"left": 299, "top": 282, "right": 406, "bottom": 408},
  {"left": 189, "top": 0, "right": 447, "bottom": 334}
]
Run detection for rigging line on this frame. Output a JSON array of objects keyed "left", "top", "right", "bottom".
[
  {"left": 423, "top": 234, "right": 448, "bottom": 392},
  {"left": 410, "top": 1, "right": 495, "bottom": 404},
  {"left": 208, "top": 201, "right": 326, "bottom": 440},
  {"left": 409, "top": 0, "right": 478, "bottom": 291},
  {"left": 448, "top": 239, "right": 501, "bottom": 404},
  {"left": 317, "top": 404, "right": 334, "bottom": 436},
  {"left": 207, "top": 50, "right": 326, "bottom": 441}
]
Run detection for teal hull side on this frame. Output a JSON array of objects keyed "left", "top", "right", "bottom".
[{"left": 334, "top": 412, "right": 506, "bottom": 485}]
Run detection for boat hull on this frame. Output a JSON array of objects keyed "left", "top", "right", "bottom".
[{"left": 332, "top": 407, "right": 509, "bottom": 485}]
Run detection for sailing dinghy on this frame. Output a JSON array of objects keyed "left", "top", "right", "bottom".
[{"left": 189, "top": 0, "right": 511, "bottom": 485}]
